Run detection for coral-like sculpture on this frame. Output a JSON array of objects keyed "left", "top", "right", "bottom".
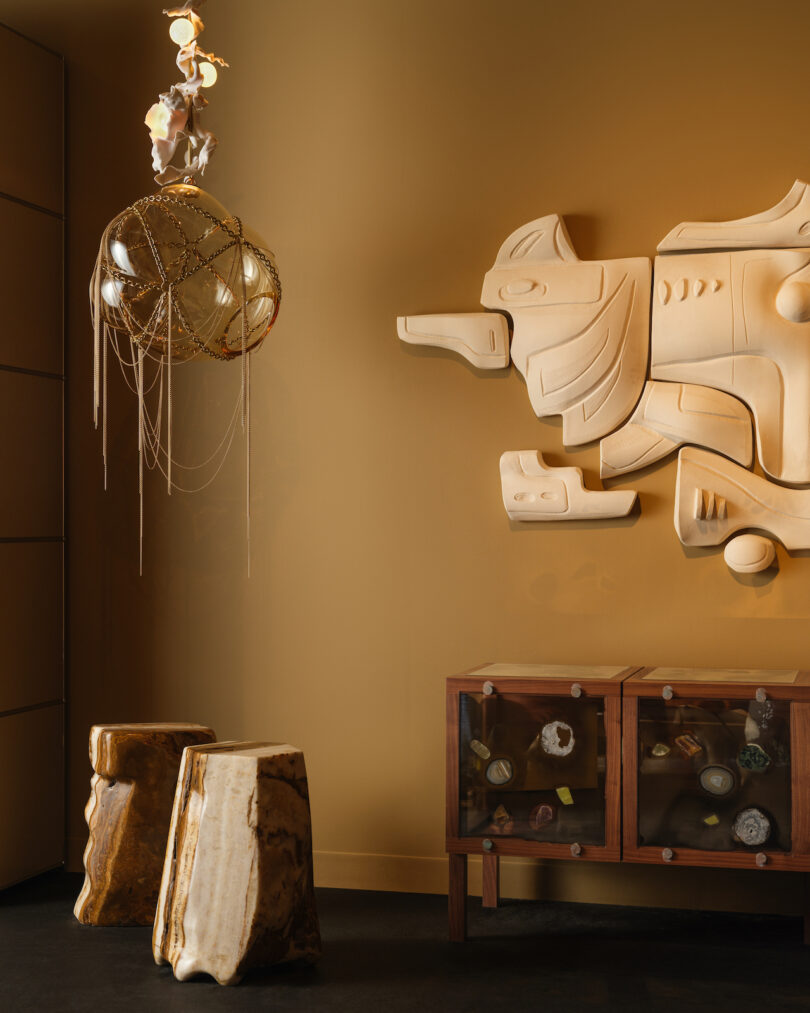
[{"left": 144, "top": 1, "right": 229, "bottom": 185}]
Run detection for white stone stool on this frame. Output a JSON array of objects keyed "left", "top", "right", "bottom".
[{"left": 153, "top": 741, "right": 321, "bottom": 985}]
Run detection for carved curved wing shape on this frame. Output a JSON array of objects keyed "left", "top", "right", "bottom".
[
  {"left": 658, "top": 179, "right": 810, "bottom": 252},
  {"left": 600, "top": 381, "right": 753, "bottom": 478}
]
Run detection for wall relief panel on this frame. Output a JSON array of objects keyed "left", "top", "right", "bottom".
[{"left": 398, "top": 181, "right": 810, "bottom": 578}]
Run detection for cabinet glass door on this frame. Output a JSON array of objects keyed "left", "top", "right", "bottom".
[
  {"left": 636, "top": 697, "right": 791, "bottom": 852},
  {"left": 458, "top": 692, "right": 607, "bottom": 845}
]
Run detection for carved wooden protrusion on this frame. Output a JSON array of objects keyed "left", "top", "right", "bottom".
[
  {"left": 74, "top": 723, "right": 216, "bottom": 926},
  {"left": 570, "top": 683, "right": 583, "bottom": 699},
  {"left": 500, "top": 450, "right": 637, "bottom": 521},
  {"left": 153, "top": 741, "right": 321, "bottom": 985},
  {"left": 692, "top": 486, "right": 727, "bottom": 521},
  {"left": 396, "top": 313, "right": 510, "bottom": 369},
  {"left": 662, "top": 847, "right": 674, "bottom": 862},
  {"left": 676, "top": 447, "right": 810, "bottom": 549},
  {"left": 662, "top": 685, "right": 674, "bottom": 701}
]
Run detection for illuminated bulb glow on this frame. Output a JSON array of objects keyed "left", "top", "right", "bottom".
[
  {"left": 216, "top": 280, "right": 234, "bottom": 307},
  {"left": 110, "top": 240, "right": 136, "bottom": 277},
  {"left": 199, "top": 62, "right": 218, "bottom": 88},
  {"left": 101, "top": 277, "right": 124, "bottom": 308},
  {"left": 242, "top": 253, "right": 258, "bottom": 285},
  {"left": 169, "top": 17, "right": 196, "bottom": 46}
]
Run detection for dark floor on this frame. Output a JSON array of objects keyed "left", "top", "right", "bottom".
[{"left": 2, "top": 872, "right": 810, "bottom": 1011}]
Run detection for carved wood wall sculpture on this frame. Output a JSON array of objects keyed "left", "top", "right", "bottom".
[{"left": 397, "top": 180, "right": 810, "bottom": 577}]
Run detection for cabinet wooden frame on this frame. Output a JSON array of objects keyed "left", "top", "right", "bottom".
[
  {"left": 622, "top": 668, "right": 810, "bottom": 872},
  {"left": 447, "top": 663, "right": 810, "bottom": 942}
]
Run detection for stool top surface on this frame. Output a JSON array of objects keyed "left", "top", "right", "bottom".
[
  {"left": 91, "top": 722, "right": 214, "bottom": 733},
  {"left": 187, "top": 740, "right": 302, "bottom": 758}
]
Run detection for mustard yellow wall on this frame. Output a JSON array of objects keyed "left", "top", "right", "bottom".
[{"left": 4, "top": 0, "right": 810, "bottom": 913}]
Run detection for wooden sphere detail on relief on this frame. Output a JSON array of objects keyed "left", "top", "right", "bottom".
[
  {"left": 776, "top": 281, "right": 810, "bottom": 323},
  {"left": 723, "top": 534, "right": 776, "bottom": 574},
  {"left": 95, "top": 183, "right": 280, "bottom": 362}
]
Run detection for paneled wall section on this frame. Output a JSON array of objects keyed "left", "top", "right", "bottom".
[{"left": 0, "top": 23, "right": 64, "bottom": 887}]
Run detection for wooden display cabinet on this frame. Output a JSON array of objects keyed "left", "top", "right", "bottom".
[
  {"left": 446, "top": 662, "right": 638, "bottom": 941},
  {"left": 448, "top": 664, "right": 810, "bottom": 942},
  {"left": 623, "top": 667, "right": 810, "bottom": 877}
]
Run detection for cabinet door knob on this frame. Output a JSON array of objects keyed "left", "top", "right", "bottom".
[
  {"left": 755, "top": 687, "right": 767, "bottom": 703},
  {"left": 662, "top": 685, "right": 674, "bottom": 701},
  {"left": 570, "top": 843, "right": 582, "bottom": 857},
  {"left": 756, "top": 852, "right": 768, "bottom": 867},
  {"left": 482, "top": 838, "right": 494, "bottom": 852},
  {"left": 483, "top": 680, "right": 495, "bottom": 696},
  {"left": 570, "top": 683, "right": 582, "bottom": 698},
  {"left": 662, "top": 847, "right": 674, "bottom": 862}
]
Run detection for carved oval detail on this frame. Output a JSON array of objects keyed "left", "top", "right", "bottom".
[
  {"left": 505, "top": 279, "right": 536, "bottom": 295},
  {"left": 724, "top": 534, "right": 776, "bottom": 574}
]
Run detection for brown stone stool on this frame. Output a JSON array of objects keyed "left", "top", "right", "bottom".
[
  {"left": 153, "top": 741, "right": 321, "bottom": 985},
  {"left": 74, "top": 723, "right": 216, "bottom": 926}
]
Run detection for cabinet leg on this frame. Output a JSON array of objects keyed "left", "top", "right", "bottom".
[
  {"left": 804, "top": 874, "right": 810, "bottom": 946},
  {"left": 482, "top": 853, "right": 499, "bottom": 908},
  {"left": 448, "top": 853, "right": 467, "bottom": 942}
]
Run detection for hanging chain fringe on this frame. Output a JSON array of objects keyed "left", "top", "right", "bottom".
[
  {"left": 138, "top": 345, "right": 145, "bottom": 576},
  {"left": 91, "top": 195, "right": 279, "bottom": 574},
  {"left": 167, "top": 285, "right": 173, "bottom": 495}
]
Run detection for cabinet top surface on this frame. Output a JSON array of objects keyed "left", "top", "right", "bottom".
[
  {"left": 466, "top": 663, "right": 631, "bottom": 681},
  {"left": 635, "top": 667, "right": 801, "bottom": 685}
]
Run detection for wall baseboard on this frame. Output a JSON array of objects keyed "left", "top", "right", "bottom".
[
  {"left": 313, "top": 849, "right": 805, "bottom": 916},
  {"left": 69, "top": 837, "right": 804, "bottom": 917}
]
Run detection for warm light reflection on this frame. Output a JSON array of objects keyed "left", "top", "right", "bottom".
[
  {"left": 144, "top": 101, "right": 170, "bottom": 140},
  {"left": 199, "top": 62, "right": 218, "bottom": 87},
  {"left": 169, "top": 17, "right": 196, "bottom": 46},
  {"left": 110, "top": 239, "right": 136, "bottom": 276},
  {"left": 101, "top": 277, "right": 124, "bottom": 308}
]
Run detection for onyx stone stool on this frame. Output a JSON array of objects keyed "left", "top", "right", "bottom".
[
  {"left": 74, "top": 722, "right": 217, "bottom": 926},
  {"left": 153, "top": 741, "right": 322, "bottom": 986}
]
